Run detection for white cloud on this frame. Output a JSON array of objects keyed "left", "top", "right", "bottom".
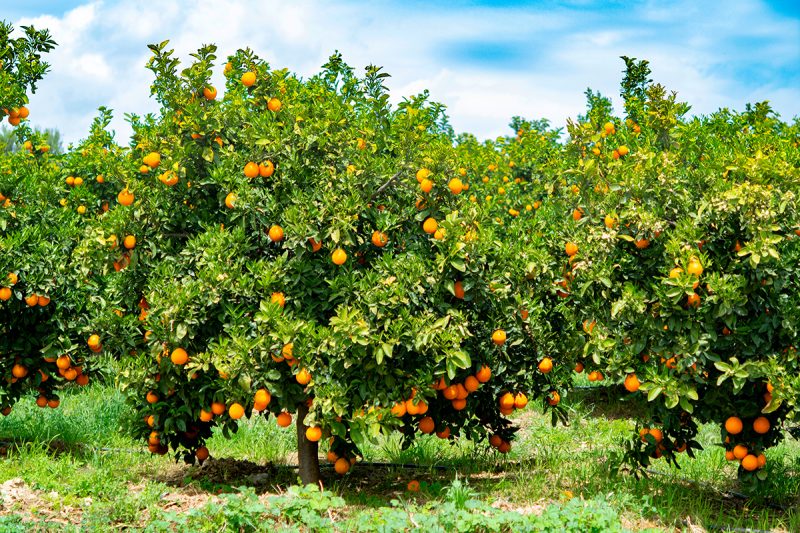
[{"left": 13, "top": 0, "right": 800, "bottom": 147}]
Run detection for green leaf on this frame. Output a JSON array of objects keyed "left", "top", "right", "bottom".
[{"left": 647, "top": 386, "right": 663, "bottom": 402}]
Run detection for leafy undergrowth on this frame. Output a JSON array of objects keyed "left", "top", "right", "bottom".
[{"left": 0, "top": 382, "right": 798, "bottom": 531}]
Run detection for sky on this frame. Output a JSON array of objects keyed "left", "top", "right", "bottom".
[{"left": 5, "top": 0, "right": 800, "bottom": 146}]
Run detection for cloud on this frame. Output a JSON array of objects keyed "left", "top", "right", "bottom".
[{"left": 12, "top": 0, "right": 800, "bottom": 146}]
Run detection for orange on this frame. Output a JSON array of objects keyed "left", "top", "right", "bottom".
[
  {"left": 146, "top": 391, "right": 159, "bottom": 404},
  {"left": 491, "top": 329, "right": 506, "bottom": 346},
  {"left": 36, "top": 396, "right": 48, "bottom": 408},
  {"left": 25, "top": 294, "right": 39, "bottom": 306},
  {"left": 171, "top": 348, "right": 189, "bottom": 365},
  {"left": 391, "top": 402, "right": 407, "bottom": 417},
  {"left": 124, "top": 235, "right": 136, "bottom": 249},
  {"left": 267, "top": 97, "right": 282, "bottom": 112},
  {"left": 513, "top": 393, "right": 528, "bottom": 409},
  {"left": 624, "top": 374, "right": 640, "bottom": 392},
  {"left": 327, "top": 450, "right": 338, "bottom": 462},
  {"left": 648, "top": 428, "right": 663, "bottom": 443},
  {"left": 443, "top": 385, "right": 458, "bottom": 400},
  {"left": 211, "top": 401, "right": 226, "bottom": 415},
  {"left": 436, "top": 427, "right": 451, "bottom": 439},
  {"left": 420, "top": 178, "right": 433, "bottom": 193},
  {"left": 228, "top": 403, "right": 245, "bottom": 420},
  {"left": 241, "top": 71, "right": 256, "bottom": 87},
  {"left": 489, "top": 434, "right": 502, "bottom": 448},
  {"left": 296, "top": 368, "right": 311, "bottom": 385},
  {"left": 419, "top": 416, "right": 435, "bottom": 434},
  {"left": 617, "top": 145, "right": 629, "bottom": 156},
  {"left": 422, "top": 218, "right": 438, "bottom": 234},
  {"left": 36, "top": 295, "right": 50, "bottom": 306},
  {"left": 752, "top": 416, "right": 770, "bottom": 434},
  {"left": 47, "top": 399, "right": 60, "bottom": 409},
  {"left": 604, "top": 215, "right": 618, "bottom": 229},
  {"left": 196, "top": 446, "right": 210, "bottom": 461},
  {"left": 334, "top": 457, "right": 350, "bottom": 475},
  {"left": 225, "top": 192, "right": 237, "bottom": 209},
  {"left": 371, "top": 231, "right": 388, "bottom": 247},
  {"left": 117, "top": 188, "right": 134, "bottom": 206},
  {"left": 572, "top": 208, "right": 583, "bottom": 221},
  {"left": 756, "top": 453, "right": 766, "bottom": 468},
  {"left": 0, "top": 287, "right": 11, "bottom": 301},
  {"left": 357, "top": 137, "right": 366, "bottom": 150},
  {"left": 306, "top": 426, "right": 322, "bottom": 442},
  {"left": 331, "top": 248, "right": 347, "bottom": 265},
  {"left": 271, "top": 292, "right": 285, "bottom": 308},
  {"left": 634, "top": 238, "right": 651, "bottom": 249},
  {"left": 547, "top": 391, "right": 560, "bottom": 406},
  {"left": 11, "top": 364, "right": 28, "bottom": 378},
  {"left": 455, "top": 384, "right": 469, "bottom": 400},
  {"left": 499, "top": 392, "right": 515, "bottom": 410},
  {"left": 259, "top": 161, "right": 275, "bottom": 177},
  {"left": 687, "top": 293, "right": 701, "bottom": 307},
  {"left": 199, "top": 409, "right": 213, "bottom": 422},
  {"left": 733, "top": 444, "right": 748, "bottom": 460},
  {"left": 244, "top": 162, "right": 259, "bottom": 178},
  {"left": 565, "top": 242, "right": 578, "bottom": 257},
  {"left": 451, "top": 398, "right": 467, "bottom": 410},
  {"left": 415, "top": 168, "right": 431, "bottom": 182},
  {"left": 687, "top": 258, "right": 703, "bottom": 277},
  {"left": 143, "top": 152, "right": 161, "bottom": 168},
  {"left": 276, "top": 412, "right": 292, "bottom": 427},
  {"left": 282, "top": 343, "right": 294, "bottom": 360},
  {"left": 725, "top": 416, "right": 743, "bottom": 435},
  {"left": 7, "top": 272, "right": 17, "bottom": 285},
  {"left": 87, "top": 334, "right": 101, "bottom": 348},
  {"left": 741, "top": 454, "right": 758, "bottom": 471},
  {"left": 454, "top": 280, "right": 465, "bottom": 299},
  {"left": 448, "top": 178, "right": 463, "bottom": 194},
  {"left": 498, "top": 441, "right": 511, "bottom": 453},
  {"left": 538, "top": 357, "right": 553, "bottom": 374},
  {"left": 203, "top": 86, "right": 217, "bottom": 100},
  {"left": 603, "top": 121, "right": 615, "bottom": 135},
  {"left": 268, "top": 225, "right": 284, "bottom": 242},
  {"left": 407, "top": 479, "right": 420, "bottom": 491},
  {"left": 464, "top": 375, "right": 479, "bottom": 393},
  {"left": 308, "top": 237, "right": 322, "bottom": 252},
  {"left": 415, "top": 400, "right": 429, "bottom": 414},
  {"left": 475, "top": 365, "right": 491, "bottom": 383},
  {"left": 254, "top": 389, "right": 271, "bottom": 410},
  {"left": 669, "top": 267, "right": 684, "bottom": 278}
]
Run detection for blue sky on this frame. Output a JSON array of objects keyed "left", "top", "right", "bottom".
[{"left": 7, "top": 0, "right": 800, "bottom": 145}]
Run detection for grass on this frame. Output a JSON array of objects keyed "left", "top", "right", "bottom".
[{"left": 0, "top": 382, "right": 798, "bottom": 531}]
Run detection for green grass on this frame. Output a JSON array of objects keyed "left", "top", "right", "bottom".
[{"left": 0, "top": 383, "right": 798, "bottom": 531}]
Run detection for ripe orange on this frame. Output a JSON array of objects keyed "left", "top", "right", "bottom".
[
  {"left": 200, "top": 409, "right": 213, "bottom": 422},
  {"left": 391, "top": 402, "right": 407, "bottom": 417},
  {"left": 306, "top": 426, "right": 322, "bottom": 442},
  {"left": 498, "top": 441, "right": 511, "bottom": 453},
  {"left": 254, "top": 389, "right": 271, "bottom": 410},
  {"left": 464, "top": 375, "right": 479, "bottom": 393},
  {"left": 416, "top": 168, "right": 431, "bottom": 182},
  {"left": 475, "top": 365, "right": 491, "bottom": 383},
  {"left": 331, "top": 248, "right": 347, "bottom": 265},
  {"left": 296, "top": 368, "right": 311, "bottom": 385},
  {"left": 420, "top": 178, "right": 433, "bottom": 193},
  {"left": 47, "top": 399, "right": 60, "bottom": 409},
  {"left": 87, "top": 334, "right": 101, "bottom": 348},
  {"left": 117, "top": 188, "right": 134, "bottom": 206},
  {"left": 491, "top": 329, "right": 506, "bottom": 346},
  {"left": 203, "top": 86, "right": 217, "bottom": 100},
  {"left": 499, "top": 392, "right": 515, "bottom": 409},
  {"left": 36, "top": 396, "right": 48, "bottom": 408},
  {"left": 334, "top": 457, "right": 350, "bottom": 475},
  {"left": 725, "top": 416, "right": 743, "bottom": 435},
  {"left": 725, "top": 450, "right": 735, "bottom": 461},
  {"left": 436, "top": 427, "right": 451, "bottom": 439},
  {"left": 669, "top": 267, "right": 684, "bottom": 278},
  {"left": 407, "top": 479, "right": 420, "bottom": 491},
  {"left": 538, "top": 357, "right": 553, "bottom": 374},
  {"left": 171, "top": 348, "right": 189, "bottom": 365},
  {"left": 547, "top": 390, "right": 560, "bottom": 406},
  {"left": 454, "top": 280, "right": 465, "bottom": 299},
  {"left": 308, "top": 237, "right": 322, "bottom": 252},
  {"left": 276, "top": 412, "right": 292, "bottom": 427},
  {"left": 634, "top": 238, "right": 650, "bottom": 249},
  {"left": 648, "top": 428, "right": 663, "bottom": 443},
  {"left": 687, "top": 258, "right": 703, "bottom": 277},
  {"left": 741, "top": 454, "right": 758, "bottom": 471},
  {"left": 268, "top": 225, "right": 284, "bottom": 242},
  {"left": 25, "top": 294, "right": 39, "bottom": 306},
  {"left": 267, "top": 98, "right": 281, "bottom": 112},
  {"left": 451, "top": 398, "right": 467, "bottom": 410},
  {"left": 225, "top": 192, "right": 237, "bottom": 209},
  {"left": 756, "top": 453, "right": 766, "bottom": 468},
  {"left": 123, "top": 235, "right": 136, "bottom": 249},
  {"left": 259, "top": 161, "right": 275, "bottom": 177},
  {"left": 271, "top": 292, "right": 285, "bottom": 308},
  {"left": 143, "top": 152, "right": 161, "bottom": 168},
  {"left": 196, "top": 446, "right": 210, "bottom": 461},
  {"left": 211, "top": 401, "right": 226, "bottom": 415},
  {"left": 624, "top": 374, "right": 640, "bottom": 393},
  {"left": 371, "top": 230, "right": 388, "bottom": 247},
  {"left": 513, "top": 393, "right": 528, "bottom": 409},
  {"left": 604, "top": 215, "right": 618, "bottom": 229},
  {"left": 617, "top": 145, "right": 629, "bottom": 156},
  {"left": 419, "top": 416, "right": 435, "bottom": 434},
  {"left": 244, "top": 162, "right": 259, "bottom": 178},
  {"left": 733, "top": 444, "right": 748, "bottom": 460},
  {"left": 422, "top": 218, "right": 438, "bottom": 234},
  {"left": 7, "top": 272, "right": 17, "bottom": 285},
  {"left": 241, "top": 71, "right": 256, "bottom": 87},
  {"left": 442, "top": 385, "right": 458, "bottom": 400},
  {"left": 448, "top": 178, "right": 463, "bottom": 194},
  {"left": 572, "top": 208, "right": 583, "bottom": 221},
  {"left": 146, "top": 391, "right": 159, "bottom": 404},
  {"left": 565, "top": 242, "right": 578, "bottom": 257},
  {"left": 752, "top": 416, "right": 770, "bottom": 434},
  {"left": 0, "top": 287, "right": 11, "bottom": 301},
  {"left": 687, "top": 293, "right": 701, "bottom": 307},
  {"left": 11, "top": 364, "right": 28, "bottom": 378},
  {"left": 228, "top": 403, "right": 245, "bottom": 420}
]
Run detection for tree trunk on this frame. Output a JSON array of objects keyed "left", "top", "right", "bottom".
[{"left": 296, "top": 402, "right": 320, "bottom": 485}]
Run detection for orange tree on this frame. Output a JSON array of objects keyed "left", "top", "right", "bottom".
[
  {"left": 554, "top": 59, "right": 800, "bottom": 484},
  {"left": 77, "top": 43, "right": 574, "bottom": 484},
  {"left": 0, "top": 22, "right": 98, "bottom": 414}
]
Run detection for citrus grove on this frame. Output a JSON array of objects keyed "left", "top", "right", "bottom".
[{"left": 1, "top": 23, "right": 799, "bottom": 487}]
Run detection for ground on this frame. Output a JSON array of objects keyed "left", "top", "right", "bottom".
[{"left": 0, "top": 382, "right": 797, "bottom": 531}]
